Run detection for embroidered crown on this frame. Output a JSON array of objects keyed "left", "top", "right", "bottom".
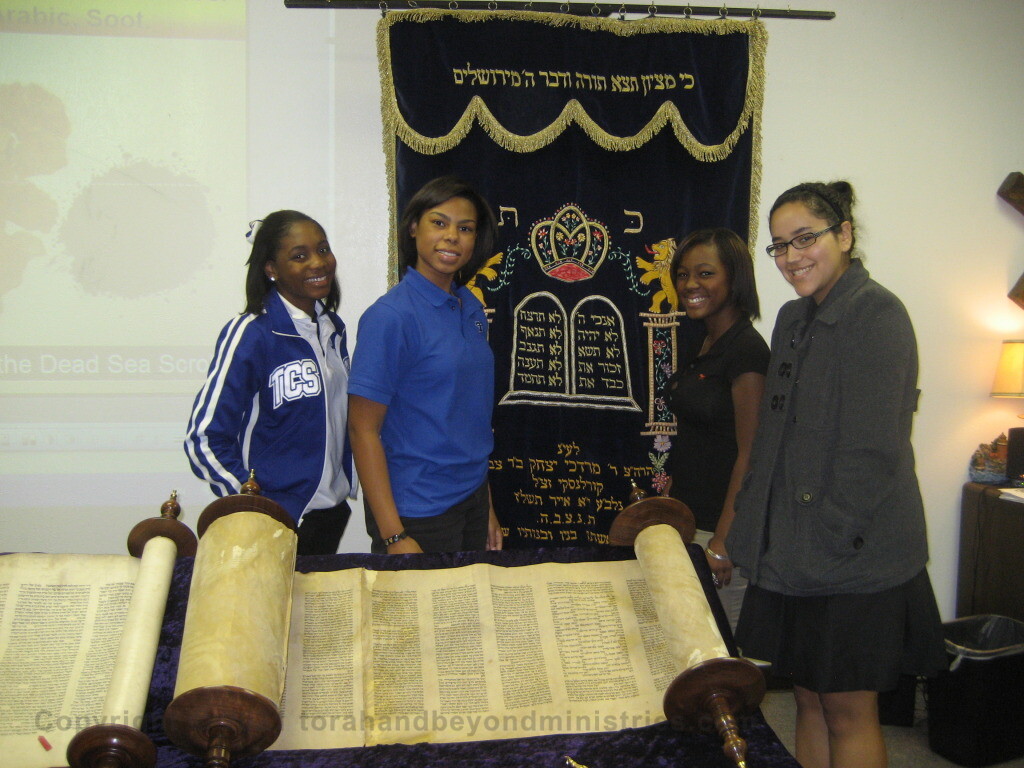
[{"left": 531, "top": 204, "right": 608, "bottom": 282}]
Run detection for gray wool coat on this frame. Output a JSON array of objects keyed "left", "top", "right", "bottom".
[{"left": 726, "top": 260, "right": 930, "bottom": 596}]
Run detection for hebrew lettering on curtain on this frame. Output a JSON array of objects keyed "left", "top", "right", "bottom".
[{"left": 379, "top": 10, "right": 766, "bottom": 547}]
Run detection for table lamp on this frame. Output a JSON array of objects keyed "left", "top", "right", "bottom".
[{"left": 991, "top": 340, "right": 1024, "bottom": 482}]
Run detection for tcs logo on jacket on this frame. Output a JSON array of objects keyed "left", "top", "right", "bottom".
[{"left": 269, "top": 359, "right": 322, "bottom": 408}]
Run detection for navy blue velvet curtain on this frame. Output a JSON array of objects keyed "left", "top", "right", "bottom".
[{"left": 381, "top": 11, "right": 766, "bottom": 547}]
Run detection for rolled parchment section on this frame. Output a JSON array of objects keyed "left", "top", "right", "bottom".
[
  {"left": 67, "top": 495, "right": 196, "bottom": 768},
  {"left": 621, "top": 520, "right": 764, "bottom": 768},
  {"left": 164, "top": 495, "right": 297, "bottom": 767},
  {"left": 634, "top": 524, "right": 729, "bottom": 671},
  {"left": 103, "top": 535, "right": 178, "bottom": 720},
  {"left": 173, "top": 511, "right": 296, "bottom": 700}
]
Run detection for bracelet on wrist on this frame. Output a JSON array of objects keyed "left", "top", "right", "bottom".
[
  {"left": 382, "top": 530, "right": 409, "bottom": 547},
  {"left": 705, "top": 546, "right": 730, "bottom": 562}
]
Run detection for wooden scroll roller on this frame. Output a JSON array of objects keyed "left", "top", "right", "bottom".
[
  {"left": 609, "top": 478, "right": 697, "bottom": 546},
  {"left": 609, "top": 482, "right": 765, "bottom": 768},
  {"left": 67, "top": 492, "right": 198, "bottom": 768},
  {"left": 163, "top": 471, "right": 297, "bottom": 768}
]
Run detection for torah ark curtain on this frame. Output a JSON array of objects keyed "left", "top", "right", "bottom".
[{"left": 379, "top": 10, "right": 766, "bottom": 547}]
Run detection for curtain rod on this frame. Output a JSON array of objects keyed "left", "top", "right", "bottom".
[{"left": 284, "top": 1, "right": 835, "bottom": 21}]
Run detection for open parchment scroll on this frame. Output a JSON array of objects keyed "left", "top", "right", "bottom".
[{"left": 0, "top": 520, "right": 728, "bottom": 763}]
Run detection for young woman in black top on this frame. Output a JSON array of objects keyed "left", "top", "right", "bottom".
[{"left": 665, "top": 228, "right": 769, "bottom": 629}]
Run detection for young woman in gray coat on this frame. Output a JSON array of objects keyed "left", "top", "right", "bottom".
[{"left": 727, "top": 181, "right": 946, "bottom": 768}]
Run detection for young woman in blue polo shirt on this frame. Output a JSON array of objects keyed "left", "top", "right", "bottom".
[{"left": 348, "top": 176, "right": 501, "bottom": 554}]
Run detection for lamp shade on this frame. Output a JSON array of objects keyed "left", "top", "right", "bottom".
[{"left": 991, "top": 340, "right": 1024, "bottom": 397}]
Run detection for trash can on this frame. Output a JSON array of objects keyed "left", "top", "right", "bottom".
[{"left": 927, "top": 615, "right": 1024, "bottom": 767}]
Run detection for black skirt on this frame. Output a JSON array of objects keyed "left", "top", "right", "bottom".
[{"left": 735, "top": 569, "right": 948, "bottom": 693}]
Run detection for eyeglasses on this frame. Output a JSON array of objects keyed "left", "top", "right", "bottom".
[{"left": 765, "top": 224, "right": 840, "bottom": 258}]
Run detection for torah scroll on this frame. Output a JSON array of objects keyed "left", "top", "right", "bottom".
[{"left": 161, "top": 514, "right": 735, "bottom": 752}]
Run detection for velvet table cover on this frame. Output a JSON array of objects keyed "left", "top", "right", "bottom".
[{"left": 143, "top": 544, "right": 798, "bottom": 768}]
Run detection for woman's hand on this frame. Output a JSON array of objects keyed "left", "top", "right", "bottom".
[
  {"left": 705, "top": 534, "right": 733, "bottom": 588},
  {"left": 486, "top": 505, "right": 503, "bottom": 551},
  {"left": 387, "top": 535, "right": 423, "bottom": 555}
]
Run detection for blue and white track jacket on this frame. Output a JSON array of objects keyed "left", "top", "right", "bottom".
[{"left": 184, "top": 289, "right": 353, "bottom": 522}]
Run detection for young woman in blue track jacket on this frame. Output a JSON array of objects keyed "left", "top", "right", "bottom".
[{"left": 185, "top": 210, "right": 354, "bottom": 555}]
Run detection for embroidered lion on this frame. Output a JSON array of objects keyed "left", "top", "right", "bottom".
[
  {"left": 635, "top": 238, "right": 678, "bottom": 313},
  {"left": 465, "top": 252, "right": 505, "bottom": 307}
]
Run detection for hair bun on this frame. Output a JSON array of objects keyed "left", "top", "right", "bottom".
[{"left": 827, "top": 181, "right": 856, "bottom": 213}]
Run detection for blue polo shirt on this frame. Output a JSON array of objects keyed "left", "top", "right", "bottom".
[{"left": 349, "top": 268, "right": 494, "bottom": 518}]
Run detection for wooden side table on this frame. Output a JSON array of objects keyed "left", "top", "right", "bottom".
[{"left": 957, "top": 482, "right": 1024, "bottom": 622}]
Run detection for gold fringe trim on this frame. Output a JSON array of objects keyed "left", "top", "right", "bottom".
[
  {"left": 379, "top": 10, "right": 765, "bottom": 157},
  {"left": 745, "top": 15, "right": 766, "bottom": 246},
  {"left": 378, "top": 9, "right": 768, "bottom": 277}
]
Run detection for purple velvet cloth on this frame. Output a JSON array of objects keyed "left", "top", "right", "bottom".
[{"left": 144, "top": 545, "right": 799, "bottom": 767}]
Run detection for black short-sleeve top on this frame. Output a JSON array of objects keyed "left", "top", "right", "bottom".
[{"left": 666, "top": 318, "right": 769, "bottom": 531}]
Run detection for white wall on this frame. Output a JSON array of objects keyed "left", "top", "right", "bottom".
[{"left": 3, "top": 0, "right": 1023, "bottom": 619}]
